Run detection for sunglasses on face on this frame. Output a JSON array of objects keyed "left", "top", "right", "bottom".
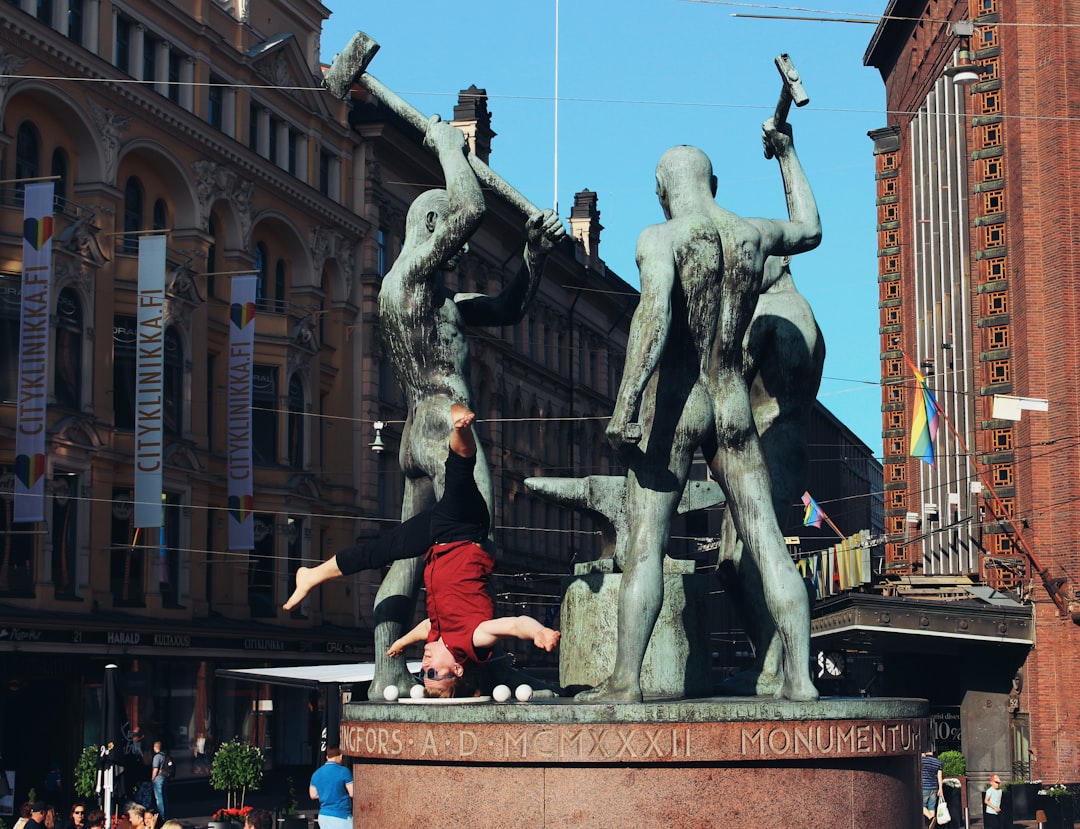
[{"left": 416, "top": 667, "right": 455, "bottom": 682}]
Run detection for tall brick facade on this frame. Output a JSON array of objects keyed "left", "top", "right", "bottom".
[{"left": 866, "top": 0, "right": 1080, "bottom": 782}]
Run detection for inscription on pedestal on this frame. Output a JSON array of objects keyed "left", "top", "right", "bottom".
[{"left": 342, "top": 718, "right": 927, "bottom": 764}]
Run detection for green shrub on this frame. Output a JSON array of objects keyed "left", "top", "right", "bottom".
[
  {"left": 209, "top": 739, "right": 264, "bottom": 810},
  {"left": 940, "top": 750, "right": 966, "bottom": 777},
  {"left": 74, "top": 746, "right": 100, "bottom": 800}
]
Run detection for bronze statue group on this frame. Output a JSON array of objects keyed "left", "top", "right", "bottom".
[{"left": 290, "top": 55, "right": 826, "bottom": 703}]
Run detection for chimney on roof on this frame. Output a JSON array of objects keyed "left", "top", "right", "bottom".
[
  {"left": 570, "top": 189, "right": 603, "bottom": 271},
  {"left": 451, "top": 85, "right": 495, "bottom": 163}
]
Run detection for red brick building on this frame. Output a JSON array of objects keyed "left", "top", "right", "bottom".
[{"left": 864, "top": 0, "right": 1079, "bottom": 787}]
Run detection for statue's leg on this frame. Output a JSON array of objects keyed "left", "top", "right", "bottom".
[
  {"left": 714, "top": 440, "right": 818, "bottom": 702},
  {"left": 716, "top": 509, "right": 782, "bottom": 696}
]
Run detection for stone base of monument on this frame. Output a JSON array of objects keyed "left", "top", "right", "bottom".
[{"left": 342, "top": 697, "right": 928, "bottom": 829}]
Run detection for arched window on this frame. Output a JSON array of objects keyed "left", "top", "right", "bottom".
[
  {"left": 287, "top": 374, "right": 305, "bottom": 469},
  {"left": 206, "top": 217, "right": 218, "bottom": 299},
  {"left": 15, "top": 122, "right": 40, "bottom": 197},
  {"left": 123, "top": 176, "right": 143, "bottom": 254},
  {"left": 112, "top": 315, "right": 137, "bottom": 428},
  {"left": 54, "top": 288, "right": 83, "bottom": 410},
  {"left": 163, "top": 327, "right": 183, "bottom": 437},
  {"left": 274, "top": 259, "right": 286, "bottom": 311},
  {"left": 50, "top": 148, "right": 68, "bottom": 207},
  {"left": 253, "top": 241, "right": 268, "bottom": 306},
  {"left": 152, "top": 198, "right": 168, "bottom": 231}
]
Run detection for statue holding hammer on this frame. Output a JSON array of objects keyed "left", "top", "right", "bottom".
[
  {"left": 581, "top": 56, "right": 821, "bottom": 703},
  {"left": 326, "top": 33, "right": 565, "bottom": 697}
]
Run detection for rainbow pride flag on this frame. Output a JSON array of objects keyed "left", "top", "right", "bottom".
[
  {"left": 909, "top": 362, "right": 940, "bottom": 466},
  {"left": 801, "top": 491, "right": 825, "bottom": 529}
]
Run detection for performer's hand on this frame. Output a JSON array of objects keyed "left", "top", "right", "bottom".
[
  {"left": 386, "top": 641, "right": 406, "bottom": 658},
  {"left": 534, "top": 627, "right": 561, "bottom": 652}
]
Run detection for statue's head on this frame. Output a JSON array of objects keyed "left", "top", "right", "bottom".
[
  {"left": 404, "top": 189, "right": 468, "bottom": 269},
  {"left": 655, "top": 146, "right": 717, "bottom": 217}
]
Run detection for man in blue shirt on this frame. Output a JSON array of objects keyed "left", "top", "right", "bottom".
[
  {"left": 921, "top": 750, "right": 943, "bottom": 825},
  {"left": 309, "top": 748, "right": 352, "bottom": 829}
]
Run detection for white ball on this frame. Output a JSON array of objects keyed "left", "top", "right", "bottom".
[
  {"left": 382, "top": 684, "right": 399, "bottom": 702},
  {"left": 514, "top": 683, "right": 533, "bottom": 702},
  {"left": 410, "top": 683, "right": 426, "bottom": 699},
  {"left": 492, "top": 684, "right": 512, "bottom": 702}
]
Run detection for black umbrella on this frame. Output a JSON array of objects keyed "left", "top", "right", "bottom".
[{"left": 96, "top": 664, "right": 126, "bottom": 824}]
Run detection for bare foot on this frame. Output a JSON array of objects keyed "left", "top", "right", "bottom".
[
  {"left": 779, "top": 675, "right": 820, "bottom": 702},
  {"left": 575, "top": 676, "right": 643, "bottom": 703},
  {"left": 283, "top": 566, "right": 317, "bottom": 610}
]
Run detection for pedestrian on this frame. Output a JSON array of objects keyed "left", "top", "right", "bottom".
[
  {"left": 24, "top": 803, "right": 46, "bottom": 829},
  {"left": 920, "top": 750, "right": 944, "bottom": 827},
  {"left": 150, "top": 741, "right": 168, "bottom": 817},
  {"left": 308, "top": 748, "right": 351, "bottom": 829},
  {"left": 242, "top": 809, "right": 272, "bottom": 829},
  {"left": 125, "top": 803, "right": 146, "bottom": 829},
  {"left": 84, "top": 811, "right": 104, "bottom": 829},
  {"left": 13, "top": 802, "right": 34, "bottom": 829},
  {"left": 63, "top": 801, "right": 87, "bottom": 829},
  {"left": 984, "top": 774, "right": 1004, "bottom": 829}
]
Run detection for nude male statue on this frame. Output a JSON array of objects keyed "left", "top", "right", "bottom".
[
  {"left": 581, "top": 118, "right": 821, "bottom": 702},
  {"left": 716, "top": 254, "right": 825, "bottom": 696},
  {"left": 370, "top": 115, "right": 565, "bottom": 697}
]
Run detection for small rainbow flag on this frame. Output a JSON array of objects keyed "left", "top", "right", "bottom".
[
  {"left": 909, "top": 361, "right": 940, "bottom": 466},
  {"left": 802, "top": 491, "right": 825, "bottom": 529}
]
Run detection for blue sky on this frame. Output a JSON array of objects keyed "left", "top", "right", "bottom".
[{"left": 320, "top": 1, "right": 887, "bottom": 452}]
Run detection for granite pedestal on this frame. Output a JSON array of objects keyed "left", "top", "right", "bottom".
[{"left": 341, "top": 696, "right": 929, "bottom": 829}]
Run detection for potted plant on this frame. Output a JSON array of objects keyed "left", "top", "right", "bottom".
[
  {"left": 1037, "top": 785, "right": 1076, "bottom": 829},
  {"left": 209, "top": 739, "right": 264, "bottom": 829},
  {"left": 939, "top": 751, "right": 966, "bottom": 823},
  {"left": 73, "top": 746, "right": 101, "bottom": 808},
  {"left": 278, "top": 776, "right": 307, "bottom": 829}
]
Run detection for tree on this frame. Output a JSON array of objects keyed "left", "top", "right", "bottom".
[
  {"left": 73, "top": 746, "right": 100, "bottom": 801},
  {"left": 209, "top": 739, "right": 264, "bottom": 811}
]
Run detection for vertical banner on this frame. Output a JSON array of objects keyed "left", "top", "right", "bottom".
[
  {"left": 227, "top": 275, "right": 257, "bottom": 550},
  {"left": 14, "top": 182, "right": 55, "bottom": 523},
  {"left": 134, "top": 235, "right": 166, "bottom": 528}
]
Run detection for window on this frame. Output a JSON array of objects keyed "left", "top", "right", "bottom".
[
  {"left": 248, "top": 514, "right": 275, "bottom": 617},
  {"left": 887, "top": 385, "right": 904, "bottom": 404},
  {"left": 882, "top": 255, "right": 900, "bottom": 274},
  {"left": 110, "top": 489, "right": 143, "bottom": 605},
  {"left": 168, "top": 50, "right": 182, "bottom": 104},
  {"left": 883, "top": 280, "right": 901, "bottom": 300},
  {"left": 887, "top": 464, "right": 905, "bottom": 483},
  {"left": 881, "top": 203, "right": 898, "bottom": 223},
  {"left": 15, "top": 122, "right": 40, "bottom": 197},
  {"left": 115, "top": 15, "right": 131, "bottom": 74},
  {"left": 319, "top": 150, "right": 331, "bottom": 196},
  {"left": 207, "top": 75, "right": 224, "bottom": 129},
  {"left": 163, "top": 327, "right": 183, "bottom": 437},
  {"left": 981, "top": 158, "right": 1003, "bottom": 181},
  {"left": 991, "top": 428, "right": 1013, "bottom": 452},
  {"left": 978, "top": 26, "right": 999, "bottom": 49},
  {"left": 983, "top": 191, "right": 1004, "bottom": 214},
  {"left": 0, "top": 479, "right": 36, "bottom": 596},
  {"left": 884, "top": 358, "right": 902, "bottom": 378},
  {"left": 268, "top": 115, "right": 278, "bottom": 163},
  {"left": 248, "top": 101, "right": 260, "bottom": 151},
  {"left": 889, "top": 490, "right": 905, "bottom": 509},
  {"left": 987, "top": 325, "right": 1009, "bottom": 350},
  {"left": 984, "top": 257, "right": 1006, "bottom": 282},
  {"left": 881, "top": 228, "right": 900, "bottom": 248},
  {"left": 51, "top": 472, "right": 79, "bottom": 598},
  {"left": 67, "top": 0, "right": 85, "bottom": 45},
  {"left": 880, "top": 153, "right": 897, "bottom": 171},
  {"left": 886, "top": 411, "right": 904, "bottom": 431},
  {"left": 980, "top": 91, "right": 1001, "bottom": 115},
  {"left": 986, "top": 291, "right": 1008, "bottom": 315},
  {"left": 143, "top": 34, "right": 158, "bottom": 84},
  {"left": 0, "top": 274, "right": 21, "bottom": 403},
  {"left": 984, "top": 223, "right": 1005, "bottom": 248},
  {"left": 287, "top": 129, "right": 297, "bottom": 175},
  {"left": 50, "top": 148, "right": 69, "bottom": 207},
  {"left": 123, "top": 177, "right": 143, "bottom": 254},
  {"left": 37, "top": 0, "right": 52, "bottom": 24},
  {"left": 158, "top": 491, "right": 181, "bottom": 607},
  {"left": 979, "top": 124, "right": 1002, "bottom": 148},
  {"left": 992, "top": 464, "right": 1014, "bottom": 488},
  {"left": 287, "top": 374, "right": 305, "bottom": 469},
  {"left": 252, "top": 364, "right": 278, "bottom": 465},
  {"left": 152, "top": 199, "right": 168, "bottom": 231},
  {"left": 113, "top": 315, "right": 137, "bottom": 428},
  {"left": 274, "top": 260, "right": 286, "bottom": 309},
  {"left": 55, "top": 288, "right": 83, "bottom": 410},
  {"left": 880, "top": 178, "right": 897, "bottom": 197},
  {"left": 988, "top": 359, "right": 1010, "bottom": 383},
  {"left": 206, "top": 217, "right": 218, "bottom": 298},
  {"left": 377, "top": 229, "right": 387, "bottom": 277},
  {"left": 883, "top": 306, "right": 901, "bottom": 326},
  {"left": 253, "top": 242, "right": 268, "bottom": 306}
]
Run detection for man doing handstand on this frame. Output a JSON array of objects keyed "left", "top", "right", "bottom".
[{"left": 284, "top": 404, "right": 560, "bottom": 697}]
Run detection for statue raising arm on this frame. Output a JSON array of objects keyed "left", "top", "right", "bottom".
[{"left": 753, "top": 118, "right": 822, "bottom": 258}]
